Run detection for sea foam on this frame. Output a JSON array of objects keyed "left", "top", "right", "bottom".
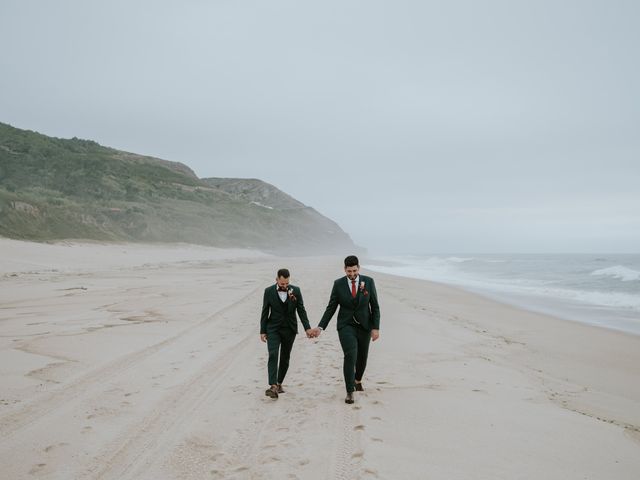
[{"left": 591, "top": 265, "right": 640, "bottom": 282}]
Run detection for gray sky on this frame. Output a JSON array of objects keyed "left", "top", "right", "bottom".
[{"left": 2, "top": 0, "right": 639, "bottom": 254}]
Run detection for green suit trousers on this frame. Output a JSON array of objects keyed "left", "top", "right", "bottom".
[
  {"left": 338, "top": 323, "right": 371, "bottom": 393},
  {"left": 266, "top": 327, "right": 296, "bottom": 386}
]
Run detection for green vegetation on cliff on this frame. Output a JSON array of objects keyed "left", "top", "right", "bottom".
[{"left": 0, "top": 122, "right": 355, "bottom": 253}]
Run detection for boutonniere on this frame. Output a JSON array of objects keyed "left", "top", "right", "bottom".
[
  {"left": 359, "top": 281, "right": 368, "bottom": 296},
  {"left": 287, "top": 288, "right": 297, "bottom": 301}
]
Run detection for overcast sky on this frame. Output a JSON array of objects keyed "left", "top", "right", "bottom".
[{"left": 1, "top": 1, "right": 639, "bottom": 254}]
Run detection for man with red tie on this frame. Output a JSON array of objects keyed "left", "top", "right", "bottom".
[
  {"left": 260, "top": 268, "right": 314, "bottom": 399},
  {"left": 312, "top": 255, "right": 381, "bottom": 404}
]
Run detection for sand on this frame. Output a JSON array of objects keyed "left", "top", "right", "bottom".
[{"left": 1, "top": 238, "right": 639, "bottom": 479}]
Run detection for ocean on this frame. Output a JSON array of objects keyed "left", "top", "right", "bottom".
[{"left": 365, "top": 254, "right": 640, "bottom": 335}]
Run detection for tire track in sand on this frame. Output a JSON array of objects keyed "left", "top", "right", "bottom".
[
  {"left": 0, "top": 287, "right": 260, "bottom": 439},
  {"left": 85, "top": 327, "right": 258, "bottom": 480}
]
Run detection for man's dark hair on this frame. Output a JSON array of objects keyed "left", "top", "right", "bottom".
[
  {"left": 277, "top": 268, "right": 290, "bottom": 278},
  {"left": 344, "top": 255, "right": 359, "bottom": 268}
]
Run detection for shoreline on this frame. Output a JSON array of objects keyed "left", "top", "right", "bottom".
[{"left": 364, "top": 258, "right": 640, "bottom": 337}]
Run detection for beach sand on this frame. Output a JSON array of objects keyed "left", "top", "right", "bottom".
[{"left": 1, "top": 238, "right": 639, "bottom": 479}]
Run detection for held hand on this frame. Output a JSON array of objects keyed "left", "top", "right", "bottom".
[
  {"left": 313, "top": 328, "right": 322, "bottom": 338},
  {"left": 306, "top": 328, "right": 320, "bottom": 338},
  {"left": 371, "top": 329, "right": 380, "bottom": 342},
  {"left": 260, "top": 333, "right": 267, "bottom": 343}
]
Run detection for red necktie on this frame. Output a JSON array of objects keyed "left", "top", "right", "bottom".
[{"left": 351, "top": 280, "right": 356, "bottom": 298}]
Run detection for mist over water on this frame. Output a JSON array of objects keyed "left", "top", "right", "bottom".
[{"left": 365, "top": 254, "right": 640, "bottom": 335}]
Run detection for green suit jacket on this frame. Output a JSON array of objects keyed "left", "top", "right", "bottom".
[
  {"left": 318, "top": 275, "right": 380, "bottom": 331},
  {"left": 260, "top": 284, "right": 311, "bottom": 334}
]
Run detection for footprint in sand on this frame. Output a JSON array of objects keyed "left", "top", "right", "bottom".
[
  {"left": 29, "top": 463, "right": 47, "bottom": 475},
  {"left": 351, "top": 451, "right": 364, "bottom": 458},
  {"left": 354, "top": 425, "right": 365, "bottom": 431},
  {"left": 81, "top": 426, "right": 93, "bottom": 434},
  {"left": 371, "top": 437, "right": 384, "bottom": 442},
  {"left": 371, "top": 416, "right": 382, "bottom": 421}
]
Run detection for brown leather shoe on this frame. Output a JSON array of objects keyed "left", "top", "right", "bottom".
[
  {"left": 355, "top": 382, "right": 364, "bottom": 392},
  {"left": 265, "top": 386, "right": 279, "bottom": 399},
  {"left": 345, "top": 392, "right": 354, "bottom": 404},
  {"left": 276, "top": 384, "right": 285, "bottom": 394}
]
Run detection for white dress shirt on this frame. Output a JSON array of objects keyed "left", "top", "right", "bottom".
[{"left": 277, "top": 287, "right": 287, "bottom": 302}]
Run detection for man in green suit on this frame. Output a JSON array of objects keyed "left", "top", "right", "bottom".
[
  {"left": 260, "top": 268, "right": 313, "bottom": 399},
  {"left": 312, "top": 255, "right": 381, "bottom": 404}
]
